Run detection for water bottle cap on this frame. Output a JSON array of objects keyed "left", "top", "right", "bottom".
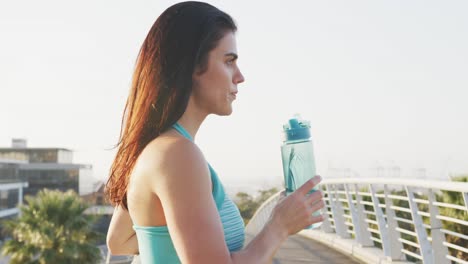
[{"left": 282, "top": 114, "right": 311, "bottom": 141}]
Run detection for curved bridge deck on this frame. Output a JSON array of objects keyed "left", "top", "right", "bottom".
[{"left": 245, "top": 232, "right": 361, "bottom": 264}]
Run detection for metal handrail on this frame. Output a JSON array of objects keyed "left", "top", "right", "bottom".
[
  {"left": 246, "top": 178, "right": 468, "bottom": 264},
  {"left": 324, "top": 178, "right": 468, "bottom": 192}
]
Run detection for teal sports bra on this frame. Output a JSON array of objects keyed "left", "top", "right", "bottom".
[{"left": 133, "top": 123, "right": 245, "bottom": 263}]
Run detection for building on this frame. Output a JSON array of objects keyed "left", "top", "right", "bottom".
[
  {"left": 0, "top": 139, "right": 96, "bottom": 198},
  {"left": 81, "top": 181, "right": 107, "bottom": 206},
  {"left": 0, "top": 181, "right": 27, "bottom": 219},
  {"left": 0, "top": 139, "right": 108, "bottom": 263},
  {"left": 0, "top": 179, "right": 28, "bottom": 248}
]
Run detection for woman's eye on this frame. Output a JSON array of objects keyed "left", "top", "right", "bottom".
[{"left": 226, "top": 59, "right": 235, "bottom": 65}]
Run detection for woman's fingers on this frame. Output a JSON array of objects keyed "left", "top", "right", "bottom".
[
  {"left": 308, "top": 197, "right": 325, "bottom": 213},
  {"left": 306, "top": 190, "right": 323, "bottom": 204},
  {"left": 295, "top": 175, "right": 322, "bottom": 196},
  {"left": 272, "top": 175, "right": 325, "bottom": 235},
  {"left": 308, "top": 214, "right": 325, "bottom": 225},
  {"left": 304, "top": 190, "right": 325, "bottom": 226}
]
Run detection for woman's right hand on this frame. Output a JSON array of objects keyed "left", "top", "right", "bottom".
[{"left": 268, "top": 175, "right": 325, "bottom": 238}]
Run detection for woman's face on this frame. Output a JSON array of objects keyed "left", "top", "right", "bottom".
[{"left": 191, "top": 32, "right": 245, "bottom": 116}]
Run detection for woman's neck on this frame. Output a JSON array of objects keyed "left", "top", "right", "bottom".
[{"left": 176, "top": 107, "right": 207, "bottom": 141}]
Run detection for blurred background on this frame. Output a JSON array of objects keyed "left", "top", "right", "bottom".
[{"left": 1, "top": 0, "right": 467, "bottom": 262}]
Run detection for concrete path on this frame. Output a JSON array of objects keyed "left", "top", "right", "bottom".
[{"left": 246, "top": 233, "right": 362, "bottom": 264}]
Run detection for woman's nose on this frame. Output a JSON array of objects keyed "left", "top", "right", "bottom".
[{"left": 234, "top": 68, "right": 245, "bottom": 84}]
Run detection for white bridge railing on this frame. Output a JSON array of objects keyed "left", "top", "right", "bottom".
[{"left": 245, "top": 178, "right": 468, "bottom": 264}]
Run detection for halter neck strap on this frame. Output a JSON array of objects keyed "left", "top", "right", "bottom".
[{"left": 172, "top": 122, "right": 193, "bottom": 141}]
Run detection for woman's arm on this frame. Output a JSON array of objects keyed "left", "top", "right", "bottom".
[
  {"left": 106, "top": 205, "right": 139, "bottom": 255},
  {"left": 231, "top": 178, "right": 324, "bottom": 263},
  {"left": 148, "top": 140, "right": 324, "bottom": 264}
]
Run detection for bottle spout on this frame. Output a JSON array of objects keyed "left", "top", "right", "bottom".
[{"left": 282, "top": 114, "right": 311, "bottom": 142}]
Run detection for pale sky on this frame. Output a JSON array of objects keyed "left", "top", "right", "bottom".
[{"left": 1, "top": 0, "right": 467, "bottom": 191}]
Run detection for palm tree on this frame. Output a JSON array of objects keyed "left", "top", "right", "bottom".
[{"left": 1, "top": 189, "right": 103, "bottom": 264}]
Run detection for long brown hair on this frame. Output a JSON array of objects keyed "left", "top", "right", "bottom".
[{"left": 106, "top": 1, "right": 237, "bottom": 208}]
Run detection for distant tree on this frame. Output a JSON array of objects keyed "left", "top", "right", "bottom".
[
  {"left": 437, "top": 175, "right": 468, "bottom": 260},
  {"left": 256, "top": 188, "right": 279, "bottom": 205},
  {"left": 1, "top": 189, "right": 103, "bottom": 264},
  {"left": 235, "top": 192, "right": 257, "bottom": 225},
  {"left": 235, "top": 187, "right": 279, "bottom": 225}
]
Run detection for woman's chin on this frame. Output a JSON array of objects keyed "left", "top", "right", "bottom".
[{"left": 216, "top": 106, "right": 233, "bottom": 116}]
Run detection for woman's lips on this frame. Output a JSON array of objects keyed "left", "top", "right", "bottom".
[{"left": 230, "top": 91, "right": 238, "bottom": 100}]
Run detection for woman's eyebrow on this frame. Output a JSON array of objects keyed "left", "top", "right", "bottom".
[{"left": 224, "top": 52, "right": 238, "bottom": 60}]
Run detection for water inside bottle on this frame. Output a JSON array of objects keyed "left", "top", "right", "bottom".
[{"left": 282, "top": 144, "right": 322, "bottom": 229}]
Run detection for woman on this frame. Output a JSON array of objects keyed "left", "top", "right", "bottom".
[{"left": 106, "top": 1, "right": 325, "bottom": 263}]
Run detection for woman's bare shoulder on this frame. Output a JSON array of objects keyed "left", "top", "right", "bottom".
[{"left": 132, "top": 131, "right": 209, "bottom": 188}]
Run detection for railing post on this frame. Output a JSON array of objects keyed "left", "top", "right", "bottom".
[
  {"left": 354, "top": 183, "right": 374, "bottom": 246},
  {"left": 463, "top": 192, "right": 468, "bottom": 210},
  {"left": 383, "top": 185, "right": 405, "bottom": 260},
  {"left": 344, "top": 184, "right": 372, "bottom": 246},
  {"left": 106, "top": 250, "right": 111, "bottom": 264},
  {"left": 427, "top": 189, "right": 449, "bottom": 264},
  {"left": 329, "top": 184, "right": 350, "bottom": 238},
  {"left": 321, "top": 184, "right": 334, "bottom": 233},
  {"left": 406, "top": 187, "right": 433, "bottom": 264},
  {"left": 369, "top": 184, "right": 392, "bottom": 259}
]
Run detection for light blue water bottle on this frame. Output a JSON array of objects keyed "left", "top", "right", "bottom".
[{"left": 281, "top": 114, "right": 321, "bottom": 229}]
